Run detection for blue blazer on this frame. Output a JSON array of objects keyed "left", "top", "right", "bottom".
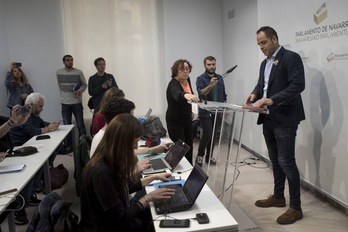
[{"left": 252, "top": 47, "right": 305, "bottom": 127}]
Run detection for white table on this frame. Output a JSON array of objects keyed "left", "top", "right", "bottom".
[
  {"left": 0, "top": 124, "right": 74, "bottom": 232},
  {"left": 146, "top": 157, "right": 239, "bottom": 232}
]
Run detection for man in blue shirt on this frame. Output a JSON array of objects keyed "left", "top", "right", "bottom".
[
  {"left": 10, "top": 93, "right": 60, "bottom": 156},
  {"left": 9, "top": 93, "right": 61, "bottom": 224},
  {"left": 196, "top": 56, "right": 227, "bottom": 166}
]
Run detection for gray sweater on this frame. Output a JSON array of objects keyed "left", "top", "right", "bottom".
[{"left": 56, "top": 68, "right": 87, "bottom": 104}]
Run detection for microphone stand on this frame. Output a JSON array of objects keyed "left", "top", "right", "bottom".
[{"left": 203, "top": 65, "right": 238, "bottom": 104}]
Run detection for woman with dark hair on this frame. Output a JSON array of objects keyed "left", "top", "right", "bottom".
[
  {"left": 79, "top": 113, "right": 175, "bottom": 232},
  {"left": 92, "top": 87, "right": 125, "bottom": 135},
  {"left": 5, "top": 62, "right": 34, "bottom": 110},
  {"left": 165, "top": 59, "right": 200, "bottom": 165}
]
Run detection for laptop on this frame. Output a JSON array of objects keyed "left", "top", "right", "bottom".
[
  {"left": 142, "top": 139, "right": 189, "bottom": 175},
  {"left": 154, "top": 164, "right": 209, "bottom": 214},
  {"left": 145, "top": 108, "right": 152, "bottom": 117}
]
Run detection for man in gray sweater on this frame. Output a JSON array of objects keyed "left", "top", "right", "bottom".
[{"left": 56, "top": 55, "right": 87, "bottom": 151}]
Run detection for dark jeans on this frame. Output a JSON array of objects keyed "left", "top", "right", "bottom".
[
  {"left": 61, "top": 103, "right": 86, "bottom": 148},
  {"left": 263, "top": 119, "right": 301, "bottom": 209},
  {"left": 16, "top": 168, "right": 43, "bottom": 208},
  {"left": 166, "top": 120, "right": 193, "bottom": 165},
  {"left": 197, "top": 114, "right": 222, "bottom": 161}
]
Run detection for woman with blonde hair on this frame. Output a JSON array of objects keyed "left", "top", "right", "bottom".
[{"left": 5, "top": 62, "right": 34, "bottom": 110}]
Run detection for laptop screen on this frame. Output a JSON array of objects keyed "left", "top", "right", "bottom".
[
  {"left": 164, "top": 139, "right": 189, "bottom": 169},
  {"left": 183, "top": 165, "right": 209, "bottom": 203}
]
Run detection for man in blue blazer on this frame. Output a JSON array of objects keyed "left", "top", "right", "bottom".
[{"left": 245, "top": 26, "right": 305, "bottom": 224}]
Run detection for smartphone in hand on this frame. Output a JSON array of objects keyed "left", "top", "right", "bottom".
[{"left": 16, "top": 104, "right": 31, "bottom": 115}]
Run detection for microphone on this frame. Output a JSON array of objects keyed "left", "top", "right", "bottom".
[
  {"left": 202, "top": 65, "right": 238, "bottom": 104},
  {"left": 222, "top": 65, "right": 238, "bottom": 78},
  {"left": 226, "top": 65, "right": 238, "bottom": 74}
]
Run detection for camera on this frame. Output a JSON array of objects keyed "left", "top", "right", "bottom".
[
  {"left": 16, "top": 104, "right": 31, "bottom": 115},
  {"left": 14, "top": 62, "right": 22, "bottom": 67}
]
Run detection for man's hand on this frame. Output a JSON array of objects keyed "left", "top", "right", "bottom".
[
  {"left": 252, "top": 98, "right": 273, "bottom": 108},
  {"left": 74, "top": 91, "right": 81, "bottom": 97},
  {"left": 11, "top": 104, "right": 31, "bottom": 126},
  {"left": 245, "top": 93, "right": 256, "bottom": 105},
  {"left": 48, "top": 122, "right": 60, "bottom": 132},
  {"left": 0, "top": 152, "right": 8, "bottom": 162}
]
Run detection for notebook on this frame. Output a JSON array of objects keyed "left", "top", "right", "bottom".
[
  {"left": 142, "top": 139, "right": 189, "bottom": 175},
  {"left": 154, "top": 164, "right": 208, "bottom": 214},
  {"left": 0, "top": 182, "right": 17, "bottom": 196},
  {"left": 0, "top": 164, "right": 26, "bottom": 174}
]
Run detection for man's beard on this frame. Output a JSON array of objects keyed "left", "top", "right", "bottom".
[
  {"left": 32, "top": 109, "right": 40, "bottom": 116},
  {"left": 206, "top": 68, "right": 215, "bottom": 75}
]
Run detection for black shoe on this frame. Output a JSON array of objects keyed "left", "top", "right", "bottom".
[
  {"left": 28, "top": 194, "right": 41, "bottom": 206},
  {"left": 205, "top": 157, "right": 217, "bottom": 165},
  {"left": 36, "top": 185, "right": 44, "bottom": 193},
  {"left": 195, "top": 156, "right": 203, "bottom": 167},
  {"left": 65, "top": 146, "right": 73, "bottom": 154},
  {"left": 14, "top": 208, "right": 28, "bottom": 225}
]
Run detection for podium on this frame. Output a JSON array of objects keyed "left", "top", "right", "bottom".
[{"left": 192, "top": 101, "right": 245, "bottom": 210}]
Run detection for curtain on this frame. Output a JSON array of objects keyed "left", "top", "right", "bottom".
[{"left": 62, "top": 0, "right": 166, "bottom": 117}]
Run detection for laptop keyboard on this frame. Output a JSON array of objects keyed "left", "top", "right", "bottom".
[
  {"left": 150, "top": 159, "right": 168, "bottom": 169},
  {"left": 158, "top": 188, "right": 190, "bottom": 209}
]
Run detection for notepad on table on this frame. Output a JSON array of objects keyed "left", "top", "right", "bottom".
[
  {"left": 0, "top": 182, "right": 17, "bottom": 196},
  {"left": 0, "top": 164, "right": 26, "bottom": 174}
]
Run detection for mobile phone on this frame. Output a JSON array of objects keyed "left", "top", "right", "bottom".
[
  {"left": 169, "top": 175, "right": 181, "bottom": 181},
  {"left": 36, "top": 135, "right": 50, "bottom": 140},
  {"left": 14, "top": 62, "right": 22, "bottom": 67},
  {"left": 16, "top": 104, "right": 31, "bottom": 115},
  {"left": 159, "top": 219, "right": 190, "bottom": 228}
]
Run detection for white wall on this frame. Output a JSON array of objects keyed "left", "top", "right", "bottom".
[
  {"left": 0, "top": 0, "right": 66, "bottom": 121},
  {"left": 0, "top": 0, "right": 10, "bottom": 115},
  {"left": 221, "top": 0, "right": 264, "bottom": 155},
  {"left": 163, "top": 0, "right": 224, "bottom": 99}
]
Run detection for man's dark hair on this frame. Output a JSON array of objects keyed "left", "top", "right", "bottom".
[
  {"left": 102, "top": 98, "right": 135, "bottom": 124},
  {"left": 62, "top": 55, "right": 73, "bottom": 62},
  {"left": 94, "top": 57, "right": 105, "bottom": 67},
  {"left": 204, "top": 56, "right": 216, "bottom": 64},
  {"left": 257, "top": 26, "right": 278, "bottom": 40}
]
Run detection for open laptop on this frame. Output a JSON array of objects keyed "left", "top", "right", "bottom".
[
  {"left": 145, "top": 108, "right": 152, "bottom": 117},
  {"left": 154, "top": 164, "right": 209, "bottom": 214},
  {"left": 142, "top": 139, "right": 189, "bottom": 175}
]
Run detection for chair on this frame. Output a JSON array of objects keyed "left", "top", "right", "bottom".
[{"left": 73, "top": 134, "right": 92, "bottom": 197}]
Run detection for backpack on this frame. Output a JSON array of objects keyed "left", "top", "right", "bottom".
[
  {"left": 141, "top": 116, "right": 167, "bottom": 140},
  {"left": 50, "top": 164, "right": 69, "bottom": 190}
]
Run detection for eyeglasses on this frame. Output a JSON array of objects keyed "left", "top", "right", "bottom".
[
  {"left": 179, "top": 67, "right": 190, "bottom": 72},
  {"left": 98, "top": 63, "right": 106, "bottom": 66}
]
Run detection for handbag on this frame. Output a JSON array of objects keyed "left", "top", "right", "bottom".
[{"left": 12, "top": 146, "right": 38, "bottom": 156}]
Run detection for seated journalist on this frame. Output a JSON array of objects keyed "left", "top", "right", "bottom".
[{"left": 79, "top": 113, "right": 175, "bottom": 232}]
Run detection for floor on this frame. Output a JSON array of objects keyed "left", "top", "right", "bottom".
[{"left": 3, "top": 139, "right": 348, "bottom": 232}]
